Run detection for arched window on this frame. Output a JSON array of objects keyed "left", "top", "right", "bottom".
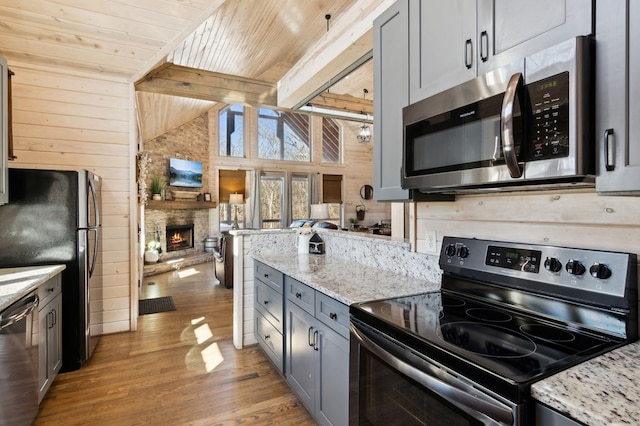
[{"left": 219, "top": 105, "right": 244, "bottom": 157}]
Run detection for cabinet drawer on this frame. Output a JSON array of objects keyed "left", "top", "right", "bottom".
[
  {"left": 285, "top": 276, "right": 315, "bottom": 315},
  {"left": 255, "top": 279, "right": 284, "bottom": 332},
  {"left": 255, "top": 261, "right": 284, "bottom": 292},
  {"left": 37, "top": 274, "right": 61, "bottom": 307},
  {"left": 255, "top": 311, "right": 284, "bottom": 373},
  {"left": 316, "top": 292, "right": 349, "bottom": 339}
]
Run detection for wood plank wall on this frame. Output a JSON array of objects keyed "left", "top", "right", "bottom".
[
  {"left": 414, "top": 190, "right": 640, "bottom": 258},
  {"left": 10, "top": 64, "right": 132, "bottom": 334}
]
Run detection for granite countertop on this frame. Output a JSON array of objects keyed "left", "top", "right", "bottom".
[
  {"left": 531, "top": 342, "right": 640, "bottom": 425},
  {"left": 0, "top": 265, "right": 66, "bottom": 311},
  {"left": 252, "top": 252, "right": 440, "bottom": 305}
]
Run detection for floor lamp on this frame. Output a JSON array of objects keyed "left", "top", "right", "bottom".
[{"left": 229, "top": 193, "right": 244, "bottom": 230}]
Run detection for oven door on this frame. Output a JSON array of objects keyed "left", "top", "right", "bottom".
[{"left": 349, "top": 318, "right": 519, "bottom": 426}]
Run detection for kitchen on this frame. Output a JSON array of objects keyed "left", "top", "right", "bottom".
[{"left": 1, "top": 1, "right": 639, "bottom": 425}]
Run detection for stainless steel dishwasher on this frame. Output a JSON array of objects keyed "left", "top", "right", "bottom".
[{"left": 0, "top": 291, "right": 40, "bottom": 426}]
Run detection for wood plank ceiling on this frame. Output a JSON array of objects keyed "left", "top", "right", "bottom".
[{"left": 0, "top": 0, "right": 376, "bottom": 142}]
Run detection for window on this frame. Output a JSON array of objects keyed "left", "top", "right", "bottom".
[
  {"left": 322, "top": 117, "right": 341, "bottom": 163},
  {"left": 322, "top": 174, "right": 343, "bottom": 226},
  {"left": 260, "top": 174, "right": 284, "bottom": 229},
  {"left": 258, "top": 173, "right": 311, "bottom": 228},
  {"left": 258, "top": 108, "right": 310, "bottom": 161},
  {"left": 219, "top": 105, "right": 244, "bottom": 157},
  {"left": 291, "top": 174, "right": 310, "bottom": 221}
]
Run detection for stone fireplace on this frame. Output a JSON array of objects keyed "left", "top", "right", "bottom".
[
  {"left": 145, "top": 208, "right": 210, "bottom": 261},
  {"left": 166, "top": 224, "right": 194, "bottom": 252}
]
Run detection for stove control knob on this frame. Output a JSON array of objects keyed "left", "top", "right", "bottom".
[
  {"left": 544, "top": 257, "right": 562, "bottom": 273},
  {"left": 445, "top": 244, "right": 457, "bottom": 257},
  {"left": 565, "top": 260, "right": 585, "bottom": 276},
  {"left": 457, "top": 246, "right": 470, "bottom": 259},
  {"left": 589, "top": 263, "right": 612, "bottom": 280}
]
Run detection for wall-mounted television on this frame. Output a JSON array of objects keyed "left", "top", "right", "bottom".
[{"left": 169, "top": 158, "right": 203, "bottom": 188}]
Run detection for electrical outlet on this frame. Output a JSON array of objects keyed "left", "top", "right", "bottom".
[{"left": 424, "top": 230, "right": 438, "bottom": 254}]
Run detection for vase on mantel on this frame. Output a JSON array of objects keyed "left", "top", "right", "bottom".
[{"left": 152, "top": 193, "right": 161, "bottom": 201}]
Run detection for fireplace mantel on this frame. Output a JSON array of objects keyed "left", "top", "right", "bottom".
[{"left": 146, "top": 200, "right": 217, "bottom": 210}]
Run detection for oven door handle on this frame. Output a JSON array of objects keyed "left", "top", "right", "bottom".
[
  {"left": 352, "top": 325, "right": 514, "bottom": 425},
  {"left": 501, "top": 72, "right": 524, "bottom": 179}
]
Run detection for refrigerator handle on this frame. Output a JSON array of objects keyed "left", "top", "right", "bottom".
[
  {"left": 89, "top": 228, "right": 99, "bottom": 277},
  {"left": 88, "top": 176, "right": 100, "bottom": 228}
]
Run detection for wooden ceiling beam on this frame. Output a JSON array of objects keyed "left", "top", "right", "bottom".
[
  {"left": 308, "top": 92, "right": 374, "bottom": 116},
  {"left": 277, "top": 0, "right": 395, "bottom": 110},
  {"left": 135, "top": 63, "right": 277, "bottom": 107}
]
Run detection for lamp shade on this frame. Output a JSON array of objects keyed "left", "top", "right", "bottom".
[
  {"left": 229, "top": 193, "right": 244, "bottom": 205},
  {"left": 310, "top": 203, "right": 330, "bottom": 220}
]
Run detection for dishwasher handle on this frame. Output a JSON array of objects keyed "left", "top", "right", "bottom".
[{"left": 0, "top": 294, "right": 39, "bottom": 330}]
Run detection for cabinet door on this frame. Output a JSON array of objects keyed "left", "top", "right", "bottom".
[
  {"left": 316, "top": 325, "right": 349, "bottom": 426},
  {"left": 286, "top": 302, "right": 316, "bottom": 414},
  {"left": 373, "top": 0, "right": 411, "bottom": 201},
  {"left": 49, "top": 294, "right": 63, "bottom": 378},
  {"left": 409, "top": 0, "right": 476, "bottom": 103},
  {"left": 595, "top": 1, "right": 640, "bottom": 193},
  {"left": 38, "top": 296, "right": 62, "bottom": 402},
  {"left": 478, "top": 0, "right": 592, "bottom": 73}
]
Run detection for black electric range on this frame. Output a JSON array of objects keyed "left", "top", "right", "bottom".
[{"left": 350, "top": 237, "right": 638, "bottom": 424}]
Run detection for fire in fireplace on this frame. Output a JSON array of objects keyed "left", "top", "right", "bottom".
[{"left": 166, "top": 224, "right": 194, "bottom": 252}]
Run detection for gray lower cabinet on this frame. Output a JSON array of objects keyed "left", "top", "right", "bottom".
[
  {"left": 254, "top": 261, "right": 285, "bottom": 373},
  {"left": 594, "top": 0, "right": 640, "bottom": 194},
  {"left": 285, "top": 276, "right": 349, "bottom": 426},
  {"left": 37, "top": 274, "right": 62, "bottom": 403}
]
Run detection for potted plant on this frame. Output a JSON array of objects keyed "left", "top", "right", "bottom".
[
  {"left": 150, "top": 176, "right": 165, "bottom": 200},
  {"left": 349, "top": 217, "right": 359, "bottom": 229},
  {"left": 356, "top": 204, "right": 365, "bottom": 221},
  {"left": 144, "top": 240, "right": 161, "bottom": 263}
]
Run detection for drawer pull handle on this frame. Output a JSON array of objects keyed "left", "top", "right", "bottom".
[
  {"left": 329, "top": 312, "right": 337, "bottom": 320},
  {"left": 264, "top": 273, "right": 269, "bottom": 278},
  {"left": 263, "top": 300, "right": 269, "bottom": 305},
  {"left": 295, "top": 292, "right": 302, "bottom": 299},
  {"left": 264, "top": 334, "right": 270, "bottom": 340},
  {"left": 48, "top": 287, "right": 54, "bottom": 293}
]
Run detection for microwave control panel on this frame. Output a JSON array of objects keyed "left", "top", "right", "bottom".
[{"left": 527, "top": 71, "right": 569, "bottom": 161}]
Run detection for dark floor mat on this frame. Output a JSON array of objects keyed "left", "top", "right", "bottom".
[{"left": 139, "top": 296, "right": 176, "bottom": 315}]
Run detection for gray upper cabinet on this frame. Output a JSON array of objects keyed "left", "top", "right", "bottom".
[
  {"left": 408, "top": 0, "right": 593, "bottom": 103},
  {"left": 595, "top": 1, "right": 640, "bottom": 194},
  {"left": 373, "top": 0, "right": 410, "bottom": 201},
  {"left": 408, "top": 0, "right": 476, "bottom": 104}
]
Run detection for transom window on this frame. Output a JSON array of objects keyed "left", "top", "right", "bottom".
[{"left": 258, "top": 108, "right": 310, "bottom": 161}]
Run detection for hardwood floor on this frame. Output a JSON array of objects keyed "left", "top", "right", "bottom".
[{"left": 35, "top": 262, "right": 316, "bottom": 425}]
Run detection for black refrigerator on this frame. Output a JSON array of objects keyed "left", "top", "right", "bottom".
[{"left": 0, "top": 168, "right": 102, "bottom": 372}]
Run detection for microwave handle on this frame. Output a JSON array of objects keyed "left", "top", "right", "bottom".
[{"left": 501, "top": 72, "right": 524, "bottom": 178}]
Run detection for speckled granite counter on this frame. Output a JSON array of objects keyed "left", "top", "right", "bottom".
[
  {"left": 531, "top": 342, "right": 640, "bottom": 425},
  {"left": 252, "top": 252, "right": 440, "bottom": 305},
  {"left": 0, "top": 265, "right": 66, "bottom": 310}
]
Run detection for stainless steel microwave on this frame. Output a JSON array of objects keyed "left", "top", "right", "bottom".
[{"left": 402, "top": 36, "right": 594, "bottom": 194}]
